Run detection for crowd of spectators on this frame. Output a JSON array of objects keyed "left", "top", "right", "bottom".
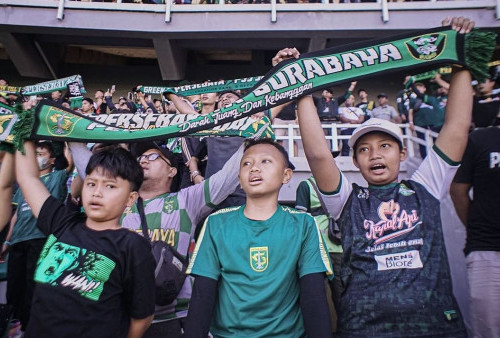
[{"left": 0, "top": 44, "right": 499, "bottom": 336}]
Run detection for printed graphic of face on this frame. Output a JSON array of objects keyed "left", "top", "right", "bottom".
[
  {"left": 238, "top": 143, "right": 292, "bottom": 199},
  {"left": 37, "top": 242, "right": 81, "bottom": 284},
  {"left": 353, "top": 131, "right": 407, "bottom": 186}
]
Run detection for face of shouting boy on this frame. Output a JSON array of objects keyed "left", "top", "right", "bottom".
[
  {"left": 239, "top": 143, "right": 292, "bottom": 199},
  {"left": 353, "top": 132, "right": 407, "bottom": 186}
]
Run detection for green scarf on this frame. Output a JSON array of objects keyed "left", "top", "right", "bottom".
[
  {"left": 0, "top": 75, "right": 86, "bottom": 97},
  {"left": 138, "top": 76, "right": 263, "bottom": 96},
  {"left": 5, "top": 27, "right": 497, "bottom": 150}
]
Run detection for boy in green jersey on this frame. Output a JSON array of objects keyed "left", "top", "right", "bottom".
[{"left": 185, "top": 138, "right": 333, "bottom": 338}]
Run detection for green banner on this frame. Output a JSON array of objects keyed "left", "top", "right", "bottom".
[
  {"left": 138, "top": 76, "right": 263, "bottom": 96},
  {"left": 5, "top": 27, "right": 497, "bottom": 147},
  {"left": 0, "top": 101, "right": 274, "bottom": 143},
  {"left": 0, "top": 75, "right": 86, "bottom": 97}
]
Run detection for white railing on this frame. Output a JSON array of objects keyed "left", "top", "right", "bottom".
[
  {"left": 2, "top": 0, "right": 495, "bottom": 23},
  {"left": 272, "top": 122, "right": 438, "bottom": 160}
]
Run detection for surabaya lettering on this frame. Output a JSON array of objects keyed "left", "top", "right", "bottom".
[{"left": 254, "top": 43, "right": 402, "bottom": 96}]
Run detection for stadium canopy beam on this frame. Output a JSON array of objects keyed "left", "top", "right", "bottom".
[
  {"left": 153, "top": 38, "right": 186, "bottom": 81},
  {"left": 0, "top": 33, "right": 53, "bottom": 79}
]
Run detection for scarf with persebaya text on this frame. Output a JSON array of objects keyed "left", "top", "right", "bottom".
[
  {"left": 0, "top": 75, "right": 86, "bottom": 96},
  {"left": 5, "top": 26, "right": 497, "bottom": 150}
]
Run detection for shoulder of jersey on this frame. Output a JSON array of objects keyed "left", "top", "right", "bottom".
[{"left": 210, "top": 205, "right": 242, "bottom": 216}]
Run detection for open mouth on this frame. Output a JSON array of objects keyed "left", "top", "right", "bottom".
[
  {"left": 45, "top": 266, "right": 55, "bottom": 276},
  {"left": 370, "top": 164, "right": 386, "bottom": 172},
  {"left": 249, "top": 176, "right": 263, "bottom": 184}
]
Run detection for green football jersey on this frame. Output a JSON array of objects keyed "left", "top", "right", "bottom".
[{"left": 188, "top": 205, "right": 332, "bottom": 337}]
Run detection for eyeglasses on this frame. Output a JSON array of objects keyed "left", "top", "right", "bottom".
[{"left": 137, "top": 153, "right": 172, "bottom": 166}]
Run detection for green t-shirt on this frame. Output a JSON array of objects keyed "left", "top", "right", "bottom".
[
  {"left": 188, "top": 205, "right": 332, "bottom": 338},
  {"left": 12, "top": 169, "right": 68, "bottom": 245}
]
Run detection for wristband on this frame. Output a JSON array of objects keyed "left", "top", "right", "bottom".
[{"left": 190, "top": 170, "right": 200, "bottom": 182}]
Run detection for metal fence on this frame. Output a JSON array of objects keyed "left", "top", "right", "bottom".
[{"left": 272, "top": 122, "right": 438, "bottom": 159}]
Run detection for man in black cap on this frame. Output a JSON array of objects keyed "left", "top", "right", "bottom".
[{"left": 371, "top": 93, "right": 401, "bottom": 123}]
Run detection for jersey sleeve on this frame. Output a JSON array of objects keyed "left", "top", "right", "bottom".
[
  {"left": 298, "top": 215, "right": 333, "bottom": 278},
  {"left": 411, "top": 145, "right": 460, "bottom": 199},
  {"left": 186, "top": 217, "right": 221, "bottom": 281},
  {"left": 295, "top": 181, "right": 311, "bottom": 212},
  {"left": 320, "top": 172, "right": 352, "bottom": 220}
]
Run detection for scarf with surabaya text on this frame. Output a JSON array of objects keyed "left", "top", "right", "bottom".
[{"left": 3, "top": 26, "right": 496, "bottom": 152}]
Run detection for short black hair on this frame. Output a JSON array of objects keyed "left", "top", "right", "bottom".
[
  {"left": 82, "top": 97, "right": 94, "bottom": 106},
  {"left": 243, "top": 138, "right": 295, "bottom": 170},
  {"left": 358, "top": 89, "right": 367, "bottom": 95},
  {"left": 85, "top": 148, "right": 143, "bottom": 192},
  {"left": 36, "top": 141, "right": 56, "bottom": 158}
]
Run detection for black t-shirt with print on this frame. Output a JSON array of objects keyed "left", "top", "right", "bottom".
[{"left": 25, "top": 196, "right": 155, "bottom": 338}]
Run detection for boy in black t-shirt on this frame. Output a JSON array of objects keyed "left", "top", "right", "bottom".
[{"left": 15, "top": 141, "right": 155, "bottom": 338}]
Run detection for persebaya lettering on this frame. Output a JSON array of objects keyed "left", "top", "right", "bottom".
[
  {"left": 254, "top": 44, "right": 402, "bottom": 96},
  {"left": 86, "top": 113, "right": 196, "bottom": 131}
]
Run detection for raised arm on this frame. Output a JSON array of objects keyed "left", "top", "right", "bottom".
[
  {"left": 433, "top": 66, "right": 473, "bottom": 161},
  {"left": 449, "top": 182, "right": 471, "bottom": 226},
  {"left": 15, "top": 141, "right": 50, "bottom": 218},
  {"left": 165, "top": 92, "right": 197, "bottom": 115},
  {"left": 297, "top": 95, "right": 341, "bottom": 192}
]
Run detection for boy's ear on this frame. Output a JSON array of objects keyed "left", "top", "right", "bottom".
[
  {"left": 168, "top": 166, "right": 178, "bottom": 178},
  {"left": 399, "top": 147, "right": 408, "bottom": 162},
  {"left": 126, "top": 191, "right": 139, "bottom": 208},
  {"left": 282, "top": 168, "right": 293, "bottom": 184}
]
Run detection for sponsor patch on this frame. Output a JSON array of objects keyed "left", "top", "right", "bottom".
[{"left": 375, "top": 250, "right": 423, "bottom": 271}]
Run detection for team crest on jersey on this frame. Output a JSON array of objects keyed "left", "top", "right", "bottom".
[
  {"left": 398, "top": 184, "right": 415, "bottom": 196},
  {"left": 250, "top": 246, "right": 268, "bottom": 272},
  {"left": 405, "top": 33, "right": 446, "bottom": 61},
  {"left": 163, "top": 198, "right": 175, "bottom": 214},
  {"left": 357, "top": 188, "right": 369, "bottom": 199}
]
